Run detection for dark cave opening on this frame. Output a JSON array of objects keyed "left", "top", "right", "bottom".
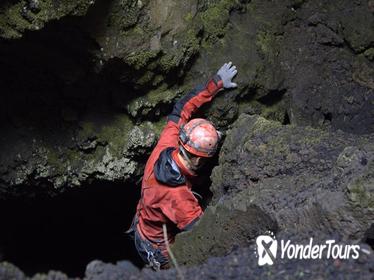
[
  {"left": 0, "top": 180, "right": 143, "bottom": 278},
  {"left": 364, "top": 223, "right": 374, "bottom": 250},
  {"left": 0, "top": 162, "right": 216, "bottom": 278},
  {"left": 323, "top": 112, "right": 332, "bottom": 123},
  {"left": 257, "top": 89, "right": 287, "bottom": 106},
  {"left": 283, "top": 111, "right": 291, "bottom": 125}
]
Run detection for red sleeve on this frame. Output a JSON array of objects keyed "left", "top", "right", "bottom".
[
  {"left": 167, "top": 75, "right": 224, "bottom": 127},
  {"left": 155, "top": 75, "right": 223, "bottom": 149},
  {"left": 159, "top": 186, "right": 203, "bottom": 230}
]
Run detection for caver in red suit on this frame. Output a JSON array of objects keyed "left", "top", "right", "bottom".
[{"left": 127, "top": 62, "right": 238, "bottom": 270}]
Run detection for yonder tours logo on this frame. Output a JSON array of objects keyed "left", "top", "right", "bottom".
[
  {"left": 255, "top": 232, "right": 361, "bottom": 266},
  {"left": 256, "top": 233, "right": 278, "bottom": 266}
]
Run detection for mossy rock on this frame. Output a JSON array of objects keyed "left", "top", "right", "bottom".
[
  {"left": 0, "top": 0, "right": 93, "bottom": 39},
  {"left": 126, "top": 86, "right": 181, "bottom": 119},
  {"left": 364, "top": 48, "right": 374, "bottom": 61},
  {"left": 172, "top": 202, "right": 277, "bottom": 266},
  {"left": 0, "top": 262, "right": 26, "bottom": 280}
]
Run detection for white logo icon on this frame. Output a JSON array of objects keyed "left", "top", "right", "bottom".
[{"left": 256, "top": 234, "right": 278, "bottom": 266}]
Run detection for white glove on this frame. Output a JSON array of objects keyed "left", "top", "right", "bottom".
[{"left": 217, "top": 62, "right": 238, "bottom": 88}]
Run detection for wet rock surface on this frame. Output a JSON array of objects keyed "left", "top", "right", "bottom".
[
  {"left": 172, "top": 114, "right": 374, "bottom": 264},
  {"left": 280, "top": 1, "right": 374, "bottom": 134}
]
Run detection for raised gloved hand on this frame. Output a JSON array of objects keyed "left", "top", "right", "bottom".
[{"left": 217, "top": 62, "right": 238, "bottom": 88}]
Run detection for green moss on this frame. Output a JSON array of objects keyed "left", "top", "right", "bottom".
[
  {"left": 76, "top": 114, "right": 134, "bottom": 158},
  {"left": 0, "top": 3, "right": 29, "bottom": 38},
  {"left": 199, "top": 0, "right": 235, "bottom": 43},
  {"left": 109, "top": 0, "right": 142, "bottom": 30},
  {"left": 159, "top": 28, "right": 200, "bottom": 73},
  {"left": 0, "top": 0, "right": 92, "bottom": 38},
  {"left": 201, "top": 6, "right": 228, "bottom": 41},
  {"left": 159, "top": 54, "right": 178, "bottom": 72},
  {"left": 184, "top": 12, "right": 194, "bottom": 22},
  {"left": 71, "top": 1, "right": 94, "bottom": 16},
  {"left": 172, "top": 199, "right": 276, "bottom": 265},
  {"left": 256, "top": 31, "right": 281, "bottom": 61},
  {"left": 136, "top": 70, "right": 156, "bottom": 85},
  {"left": 127, "top": 85, "right": 179, "bottom": 118},
  {"left": 126, "top": 50, "right": 159, "bottom": 70},
  {"left": 251, "top": 115, "right": 282, "bottom": 135},
  {"left": 152, "top": 74, "right": 164, "bottom": 86},
  {"left": 263, "top": 94, "right": 289, "bottom": 120},
  {"left": 46, "top": 148, "right": 66, "bottom": 174},
  {"left": 45, "top": 144, "right": 90, "bottom": 176},
  {"left": 352, "top": 57, "right": 374, "bottom": 89},
  {"left": 107, "top": 0, "right": 243, "bottom": 84},
  {"left": 348, "top": 177, "right": 374, "bottom": 209},
  {"left": 364, "top": 48, "right": 374, "bottom": 61},
  {"left": 97, "top": 114, "right": 133, "bottom": 156},
  {"left": 267, "top": 135, "right": 290, "bottom": 155},
  {"left": 262, "top": 105, "right": 286, "bottom": 123},
  {"left": 237, "top": 99, "right": 259, "bottom": 115},
  {"left": 238, "top": 98, "right": 287, "bottom": 123},
  {"left": 185, "top": 28, "right": 201, "bottom": 52},
  {"left": 148, "top": 88, "right": 176, "bottom": 104},
  {"left": 65, "top": 148, "right": 82, "bottom": 167},
  {"left": 85, "top": 145, "right": 106, "bottom": 164},
  {"left": 78, "top": 121, "right": 97, "bottom": 141},
  {"left": 299, "top": 126, "right": 327, "bottom": 146},
  {"left": 256, "top": 31, "right": 272, "bottom": 55},
  {"left": 152, "top": 118, "right": 167, "bottom": 136}
]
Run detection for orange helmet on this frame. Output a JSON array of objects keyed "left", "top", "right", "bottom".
[{"left": 179, "top": 118, "right": 220, "bottom": 157}]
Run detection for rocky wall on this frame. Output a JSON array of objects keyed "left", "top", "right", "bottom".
[
  {"left": 172, "top": 114, "right": 374, "bottom": 265},
  {"left": 0, "top": 0, "right": 373, "bottom": 195}
]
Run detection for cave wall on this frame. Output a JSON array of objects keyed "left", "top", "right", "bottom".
[
  {"left": 172, "top": 114, "right": 374, "bottom": 265},
  {"left": 0, "top": 0, "right": 373, "bottom": 195}
]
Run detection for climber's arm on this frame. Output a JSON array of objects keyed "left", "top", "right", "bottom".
[
  {"left": 152, "top": 78, "right": 222, "bottom": 148},
  {"left": 167, "top": 76, "right": 224, "bottom": 127},
  {"left": 155, "top": 62, "right": 237, "bottom": 148}
]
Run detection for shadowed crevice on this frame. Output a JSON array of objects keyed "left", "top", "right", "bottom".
[{"left": 0, "top": 180, "right": 142, "bottom": 278}]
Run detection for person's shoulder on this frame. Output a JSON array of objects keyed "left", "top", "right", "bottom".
[{"left": 153, "top": 147, "right": 186, "bottom": 187}]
